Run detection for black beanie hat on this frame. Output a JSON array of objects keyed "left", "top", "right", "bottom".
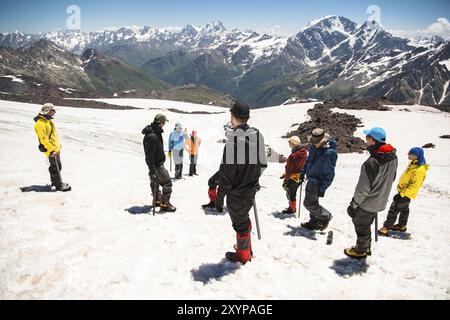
[{"left": 230, "top": 101, "right": 250, "bottom": 117}]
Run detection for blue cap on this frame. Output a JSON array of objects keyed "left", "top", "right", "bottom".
[
  {"left": 409, "top": 147, "right": 426, "bottom": 165},
  {"left": 363, "top": 127, "right": 386, "bottom": 143}
]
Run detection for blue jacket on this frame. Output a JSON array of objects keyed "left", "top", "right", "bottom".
[
  {"left": 303, "top": 139, "right": 338, "bottom": 194},
  {"left": 168, "top": 130, "right": 185, "bottom": 151}
]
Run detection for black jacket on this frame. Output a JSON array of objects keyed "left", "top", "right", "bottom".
[
  {"left": 142, "top": 122, "right": 166, "bottom": 173},
  {"left": 219, "top": 124, "right": 267, "bottom": 198}
]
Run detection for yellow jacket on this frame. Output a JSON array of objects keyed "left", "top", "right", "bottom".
[
  {"left": 397, "top": 161, "right": 429, "bottom": 199},
  {"left": 34, "top": 115, "right": 61, "bottom": 157}
]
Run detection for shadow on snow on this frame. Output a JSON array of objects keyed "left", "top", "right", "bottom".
[
  {"left": 330, "top": 257, "right": 369, "bottom": 277},
  {"left": 191, "top": 259, "right": 240, "bottom": 284},
  {"left": 20, "top": 185, "right": 54, "bottom": 193},
  {"left": 125, "top": 205, "right": 154, "bottom": 215},
  {"left": 284, "top": 224, "right": 318, "bottom": 241}
]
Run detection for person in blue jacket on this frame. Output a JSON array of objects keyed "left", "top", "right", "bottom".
[
  {"left": 168, "top": 122, "right": 186, "bottom": 179},
  {"left": 301, "top": 128, "right": 338, "bottom": 231}
]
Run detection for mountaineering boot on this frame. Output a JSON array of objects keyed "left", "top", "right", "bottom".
[
  {"left": 316, "top": 215, "right": 333, "bottom": 231},
  {"left": 202, "top": 201, "right": 216, "bottom": 210},
  {"left": 391, "top": 224, "right": 407, "bottom": 232},
  {"left": 226, "top": 222, "right": 252, "bottom": 264},
  {"left": 282, "top": 200, "right": 297, "bottom": 215},
  {"left": 378, "top": 226, "right": 389, "bottom": 237},
  {"left": 344, "top": 246, "right": 372, "bottom": 259},
  {"left": 160, "top": 202, "right": 177, "bottom": 212}
]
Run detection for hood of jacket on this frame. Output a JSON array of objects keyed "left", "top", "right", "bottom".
[{"left": 142, "top": 122, "right": 163, "bottom": 135}]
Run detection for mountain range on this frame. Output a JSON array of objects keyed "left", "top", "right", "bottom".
[{"left": 1, "top": 16, "right": 449, "bottom": 107}]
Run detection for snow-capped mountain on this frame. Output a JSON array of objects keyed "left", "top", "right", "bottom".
[{"left": 1, "top": 17, "right": 449, "bottom": 107}]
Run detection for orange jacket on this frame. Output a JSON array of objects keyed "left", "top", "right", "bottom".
[{"left": 185, "top": 136, "right": 202, "bottom": 155}]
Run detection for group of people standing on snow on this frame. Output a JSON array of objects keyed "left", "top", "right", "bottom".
[{"left": 33, "top": 100, "right": 429, "bottom": 263}]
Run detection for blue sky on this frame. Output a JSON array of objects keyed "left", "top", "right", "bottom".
[{"left": 0, "top": 0, "right": 449, "bottom": 36}]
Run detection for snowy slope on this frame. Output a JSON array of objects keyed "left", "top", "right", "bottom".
[{"left": 0, "top": 99, "right": 449, "bottom": 299}]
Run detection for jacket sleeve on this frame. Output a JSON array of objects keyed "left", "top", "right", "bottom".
[
  {"left": 319, "top": 150, "right": 337, "bottom": 193},
  {"left": 400, "top": 167, "right": 427, "bottom": 199},
  {"left": 258, "top": 131, "right": 268, "bottom": 176},
  {"left": 144, "top": 135, "right": 157, "bottom": 174},
  {"left": 35, "top": 121, "right": 56, "bottom": 155},
  {"left": 219, "top": 144, "right": 237, "bottom": 196},
  {"left": 353, "top": 157, "right": 379, "bottom": 207}
]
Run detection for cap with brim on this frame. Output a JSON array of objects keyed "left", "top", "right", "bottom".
[
  {"left": 363, "top": 127, "right": 386, "bottom": 143},
  {"left": 154, "top": 114, "right": 169, "bottom": 124},
  {"left": 41, "top": 103, "right": 56, "bottom": 115},
  {"left": 308, "top": 128, "right": 326, "bottom": 145}
]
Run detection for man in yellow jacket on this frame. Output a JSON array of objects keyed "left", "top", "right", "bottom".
[
  {"left": 378, "top": 147, "right": 429, "bottom": 236},
  {"left": 34, "top": 103, "right": 71, "bottom": 192}
]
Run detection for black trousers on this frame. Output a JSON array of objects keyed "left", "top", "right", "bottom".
[
  {"left": 189, "top": 155, "right": 198, "bottom": 175},
  {"left": 149, "top": 165, "right": 173, "bottom": 203},
  {"left": 384, "top": 197, "right": 411, "bottom": 228},
  {"left": 227, "top": 193, "right": 254, "bottom": 233},
  {"left": 303, "top": 182, "right": 332, "bottom": 220},
  {"left": 49, "top": 154, "right": 62, "bottom": 187},
  {"left": 173, "top": 149, "right": 184, "bottom": 179},
  {"left": 348, "top": 207, "right": 376, "bottom": 253},
  {"left": 285, "top": 179, "right": 300, "bottom": 201}
]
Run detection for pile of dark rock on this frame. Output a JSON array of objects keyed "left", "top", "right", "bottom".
[
  {"left": 440, "top": 135, "right": 450, "bottom": 139},
  {"left": 284, "top": 103, "right": 367, "bottom": 154},
  {"left": 322, "top": 98, "right": 391, "bottom": 111}
]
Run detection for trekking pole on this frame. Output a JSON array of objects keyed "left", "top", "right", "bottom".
[
  {"left": 170, "top": 153, "right": 173, "bottom": 173},
  {"left": 298, "top": 183, "right": 303, "bottom": 219},
  {"left": 375, "top": 212, "right": 379, "bottom": 242},
  {"left": 252, "top": 198, "right": 262, "bottom": 240}
]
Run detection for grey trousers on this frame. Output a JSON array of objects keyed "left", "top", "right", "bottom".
[
  {"left": 349, "top": 207, "right": 376, "bottom": 253},
  {"left": 149, "top": 165, "right": 173, "bottom": 203},
  {"left": 303, "top": 182, "right": 332, "bottom": 221}
]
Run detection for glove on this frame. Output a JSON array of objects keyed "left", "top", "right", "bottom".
[
  {"left": 318, "top": 190, "right": 325, "bottom": 198},
  {"left": 280, "top": 173, "right": 286, "bottom": 180},
  {"left": 168, "top": 151, "right": 172, "bottom": 158},
  {"left": 299, "top": 175, "right": 305, "bottom": 185},
  {"left": 347, "top": 205, "right": 356, "bottom": 218},
  {"left": 394, "top": 193, "right": 410, "bottom": 203}
]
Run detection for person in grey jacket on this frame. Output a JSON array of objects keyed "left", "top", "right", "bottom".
[{"left": 345, "top": 127, "right": 398, "bottom": 259}]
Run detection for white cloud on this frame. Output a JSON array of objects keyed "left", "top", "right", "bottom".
[
  {"left": 389, "top": 17, "right": 450, "bottom": 40},
  {"left": 423, "top": 17, "right": 450, "bottom": 39}
]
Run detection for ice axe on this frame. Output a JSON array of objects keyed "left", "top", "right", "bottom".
[
  {"left": 375, "top": 212, "right": 379, "bottom": 242},
  {"left": 298, "top": 183, "right": 303, "bottom": 219},
  {"left": 252, "top": 198, "right": 262, "bottom": 240}
]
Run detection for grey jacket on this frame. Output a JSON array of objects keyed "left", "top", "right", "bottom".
[{"left": 352, "top": 144, "right": 398, "bottom": 213}]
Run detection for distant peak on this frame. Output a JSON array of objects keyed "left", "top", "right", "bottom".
[{"left": 202, "top": 21, "right": 226, "bottom": 33}]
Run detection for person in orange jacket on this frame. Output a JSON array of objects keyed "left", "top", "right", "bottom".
[{"left": 185, "top": 130, "right": 202, "bottom": 176}]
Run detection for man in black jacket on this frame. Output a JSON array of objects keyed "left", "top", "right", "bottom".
[
  {"left": 220, "top": 101, "right": 267, "bottom": 264},
  {"left": 142, "top": 114, "right": 176, "bottom": 212}
]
